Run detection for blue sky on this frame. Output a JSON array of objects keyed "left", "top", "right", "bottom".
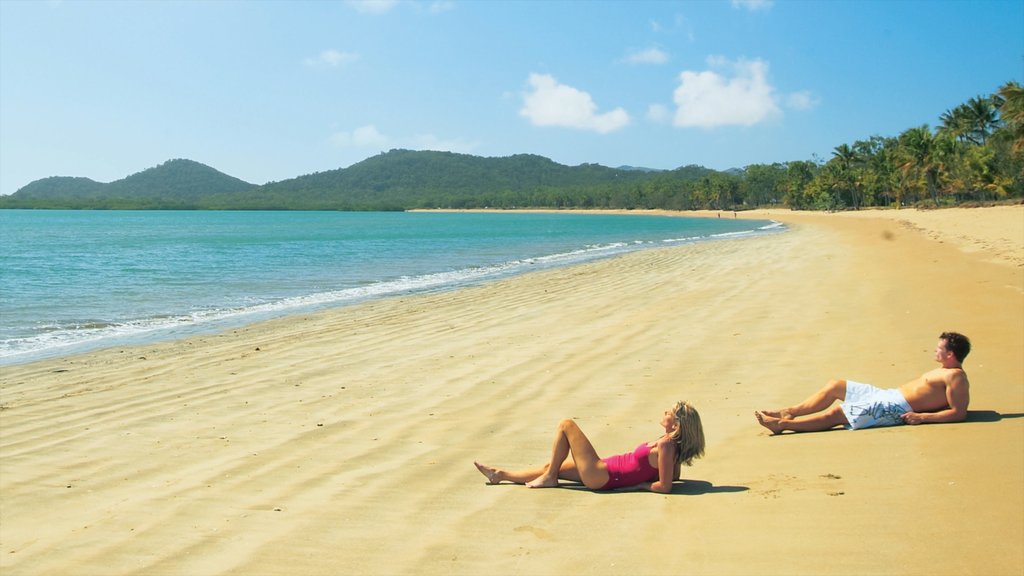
[{"left": 1, "top": 0, "right": 1021, "bottom": 196}]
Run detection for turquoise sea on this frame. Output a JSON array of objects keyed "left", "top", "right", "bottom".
[{"left": 0, "top": 210, "right": 781, "bottom": 365}]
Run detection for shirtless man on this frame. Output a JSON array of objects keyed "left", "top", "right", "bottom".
[{"left": 755, "top": 332, "right": 971, "bottom": 434}]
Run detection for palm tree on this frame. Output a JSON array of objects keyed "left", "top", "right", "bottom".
[
  {"left": 940, "top": 95, "right": 1002, "bottom": 147},
  {"left": 939, "top": 104, "right": 973, "bottom": 143},
  {"left": 898, "top": 126, "right": 942, "bottom": 206},
  {"left": 832, "top": 143, "right": 857, "bottom": 169},
  {"left": 831, "top": 143, "right": 862, "bottom": 208},
  {"left": 997, "top": 81, "right": 1024, "bottom": 154},
  {"left": 781, "top": 160, "right": 817, "bottom": 209},
  {"left": 854, "top": 136, "right": 894, "bottom": 207},
  {"left": 963, "top": 96, "right": 1001, "bottom": 145},
  {"left": 954, "top": 144, "right": 1011, "bottom": 202}
]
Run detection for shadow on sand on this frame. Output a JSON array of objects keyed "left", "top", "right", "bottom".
[
  {"left": 759, "top": 409, "right": 1021, "bottom": 435},
  {"left": 966, "top": 410, "right": 1023, "bottom": 423},
  {"left": 557, "top": 479, "right": 749, "bottom": 496},
  {"left": 671, "top": 479, "right": 749, "bottom": 496}
]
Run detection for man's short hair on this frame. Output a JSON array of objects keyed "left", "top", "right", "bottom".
[{"left": 940, "top": 331, "right": 971, "bottom": 363}]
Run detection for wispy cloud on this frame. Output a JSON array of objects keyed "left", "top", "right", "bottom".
[
  {"left": 672, "top": 56, "right": 781, "bottom": 128},
  {"left": 305, "top": 49, "right": 359, "bottom": 68},
  {"left": 646, "top": 103, "right": 671, "bottom": 123},
  {"left": 519, "top": 73, "right": 630, "bottom": 134},
  {"left": 330, "top": 125, "right": 477, "bottom": 155},
  {"left": 649, "top": 14, "right": 696, "bottom": 43},
  {"left": 346, "top": 0, "right": 398, "bottom": 14},
  {"left": 623, "top": 47, "right": 669, "bottom": 65},
  {"left": 410, "top": 133, "right": 478, "bottom": 153},
  {"left": 427, "top": 1, "right": 455, "bottom": 13},
  {"left": 731, "top": 0, "right": 774, "bottom": 11},
  {"left": 785, "top": 90, "right": 820, "bottom": 111},
  {"left": 331, "top": 125, "right": 389, "bottom": 148}
]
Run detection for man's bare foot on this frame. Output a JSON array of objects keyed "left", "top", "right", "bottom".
[
  {"left": 525, "top": 475, "right": 559, "bottom": 488},
  {"left": 759, "top": 408, "right": 793, "bottom": 420},
  {"left": 474, "top": 461, "right": 502, "bottom": 485},
  {"left": 755, "top": 411, "right": 785, "bottom": 435}
]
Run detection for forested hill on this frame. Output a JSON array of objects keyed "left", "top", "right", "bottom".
[
  {"left": 1, "top": 150, "right": 714, "bottom": 210},
  {"left": 242, "top": 150, "right": 688, "bottom": 210},
  {"left": 4, "top": 159, "right": 257, "bottom": 209}
]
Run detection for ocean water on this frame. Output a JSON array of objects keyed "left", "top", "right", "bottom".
[{"left": 0, "top": 210, "right": 781, "bottom": 365}]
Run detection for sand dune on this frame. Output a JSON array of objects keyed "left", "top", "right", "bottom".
[{"left": 2, "top": 205, "right": 1021, "bottom": 575}]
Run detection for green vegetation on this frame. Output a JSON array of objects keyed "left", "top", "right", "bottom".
[
  {"left": 2, "top": 159, "right": 256, "bottom": 210},
  {"left": 3, "top": 82, "right": 1020, "bottom": 211},
  {"left": 787, "top": 81, "right": 1023, "bottom": 210}
]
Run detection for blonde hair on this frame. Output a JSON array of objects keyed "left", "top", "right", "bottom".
[{"left": 669, "top": 401, "right": 705, "bottom": 466}]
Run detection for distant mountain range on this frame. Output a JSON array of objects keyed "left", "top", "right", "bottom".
[{"left": 0, "top": 150, "right": 719, "bottom": 210}]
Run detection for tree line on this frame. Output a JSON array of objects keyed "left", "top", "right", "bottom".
[
  {"left": 3, "top": 81, "right": 1020, "bottom": 211},
  {"left": 447, "top": 81, "right": 1020, "bottom": 212}
]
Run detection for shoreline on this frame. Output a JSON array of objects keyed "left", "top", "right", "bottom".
[
  {"left": 0, "top": 211, "right": 782, "bottom": 368},
  {"left": 418, "top": 204, "right": 1024, "bottom": 270},
  {"left": 1, "top": 205, "right": 1021, "bottom": 575}
]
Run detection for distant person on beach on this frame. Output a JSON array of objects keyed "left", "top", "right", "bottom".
[
  {"left": 755, "top": 332, "right": 971, "bottom": 434},
  {"left": 474, "top": 401, "right": 705, "bottom": 493}
]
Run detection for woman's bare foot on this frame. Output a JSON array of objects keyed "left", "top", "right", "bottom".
[
  {"left": 759, "top": 408, "right": 793, "bottom": 420},
  {"left": 755, "top": 411, "right": 785, "bottom": 435},
  {"left": 525, "top": 474, "right": 559, "bottom": 488},
  {"left": 474, "top": 462, "right": 502, "bottom": 485}
]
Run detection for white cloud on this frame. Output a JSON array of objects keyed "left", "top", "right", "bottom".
[
  {"left": 330, "top": 125, "right": 477, "bottom": 155},
  {"left": 785, "top": 90, "right": 820, "bottom": 110},
  {"left": 731, "top": 0, "right": 774, "bottom": 11},
  {"left": 331, "top": 125, "right": 389, "bottom": 148},
  {"left": 305, "top": 49, "right": 359, "bottom": 68},
  {"left": 672, "top": 56, "right": 781, "bottom": 128},
  {"left": 410, "top": 134, "right": 478, "bottom": 153},
  {"left": 519, "top": 73, "right": 630, "bottom": 134},
  {"left": 347, "top": 0, "right": 398, "bottom": 14},
  {"left": 624, "top": 47, "right": 669, "bottom": 65}
]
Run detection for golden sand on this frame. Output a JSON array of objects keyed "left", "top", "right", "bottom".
[{"left": 1, "top": 205, "right": 1021, "bottom": 575}]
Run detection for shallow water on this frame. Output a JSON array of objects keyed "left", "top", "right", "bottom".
[{"left": 0, "top": 210, "right": 780, "bottom": 364}]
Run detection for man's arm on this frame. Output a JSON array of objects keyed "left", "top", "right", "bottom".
[{"left": 902, "top": 372, "right": 970, "bottom": 425}]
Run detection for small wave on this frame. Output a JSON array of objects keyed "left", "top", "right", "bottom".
[
  {"left": 0, "top": 220, "right": 785, "bottom": 365},
  {"left": 1, "top": 258, "right": 558, "bottom": 364}
]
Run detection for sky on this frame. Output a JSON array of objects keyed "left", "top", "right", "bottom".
[{"left": 1, "top": 0, "right": 1022, "bottom": 196}]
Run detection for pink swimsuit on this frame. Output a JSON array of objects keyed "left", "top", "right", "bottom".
[{"left": 600, "top": 443, "right": 658, "bottom": 490}]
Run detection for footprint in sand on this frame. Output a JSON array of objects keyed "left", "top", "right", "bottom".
[
  {"left": 820, "top": 473, "right": 845, "bottom": 496},
  {"left": 514, "top": 525, "right": 553, "bottom": 540}
]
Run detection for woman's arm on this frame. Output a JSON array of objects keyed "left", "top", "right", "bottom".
[{"left": 648, "top": 437, "right": 677, "bottom": 494}]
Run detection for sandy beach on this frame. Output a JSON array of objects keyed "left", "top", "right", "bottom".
[{"left": 1, "top": 205, "right": 1021, "bottom": 576}]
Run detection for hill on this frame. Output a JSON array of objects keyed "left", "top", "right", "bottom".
[
  {"left": 2, "top": 159, "right": 256, "bottom": 209},
  {"left": 1, "top": 151, "right": 683, "bottom": 210},
  {"left": 226, "top": 150, "right": 659, "bottom": 210}
]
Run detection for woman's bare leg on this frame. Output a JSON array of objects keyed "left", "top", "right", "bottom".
[
  {"left": 525, "top": 418, "right": 608, "bottom": 489},
  {"left": 474, "top": 460, "right": 581, "bottom": 485}
]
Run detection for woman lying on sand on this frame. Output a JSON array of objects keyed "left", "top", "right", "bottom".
[{"left": 474, "top": 401, "right": 705, "bottom": 493}]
